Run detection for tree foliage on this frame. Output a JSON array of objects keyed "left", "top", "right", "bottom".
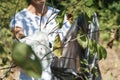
[{"left": 48, "top": 0, "right": 120, "bottom": 40}]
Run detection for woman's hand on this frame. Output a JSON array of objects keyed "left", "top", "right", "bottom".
[{"left": 13, "top": 27, "right": 25, "bottom": 39}]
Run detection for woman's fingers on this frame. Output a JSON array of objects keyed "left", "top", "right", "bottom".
[{"left": 13, "top": 27, "right": 25, "bottom": 39}]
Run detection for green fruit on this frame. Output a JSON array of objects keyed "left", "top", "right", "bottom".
[{"left": 13, "top": 42, "right": 42, "bottom": 78}]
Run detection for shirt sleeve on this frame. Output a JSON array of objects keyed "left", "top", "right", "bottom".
[{"left": 10, "top": 14, "right": 24, "bottom": 30}]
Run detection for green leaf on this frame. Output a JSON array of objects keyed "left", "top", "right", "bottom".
[
  {"left": 2, "top": 57, "right": 8, "bottom": 65},
  {"left": 97, "top": 44, "right": 107, "bottom": 60},
  {"left": 13, "top": 43, "right": 42, "bottom": 78},
  {"left": 88, "top": 39, "right": 107, "bottom": 60},
  {"left": 85, "top": 0, "right": 94, "bottom": 7},
  {"left": 77, "top": 32, "right": 88, "bottom": 48},
  {"left": 56, "top": 9, "right": 66, "bottom": 29},
  {"left": 53, "top": 34, "right": 63, "bottom": 58},
  {"left": 85, "top": 7, "right": 96, "bottom": 18},
  {"left": 84, "top": 12, "right": 92, "bottom": 22},
  {"left": 0, "top": 45, "right": 4, "bottom": 54},
  {"left": 98, "top": 0, "right": 104, "bottom": 8},
  {"left": 88, "top": 39, "right": 97, "bottom": 55}
]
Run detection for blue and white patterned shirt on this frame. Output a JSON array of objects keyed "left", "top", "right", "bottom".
[{"left": 10, "top": 6, "right": 71, "bottom": 46}]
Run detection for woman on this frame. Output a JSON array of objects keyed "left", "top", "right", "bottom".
[{"left": 10, "top": 0, "right": 71, "bottom": 80}]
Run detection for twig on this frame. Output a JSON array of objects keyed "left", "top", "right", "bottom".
[
  {"left": 0, "top": 62, "right": 15, "bottom": 80},
  {"left": 0, "top": 65, "right": 16, "bottom": 70}
]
